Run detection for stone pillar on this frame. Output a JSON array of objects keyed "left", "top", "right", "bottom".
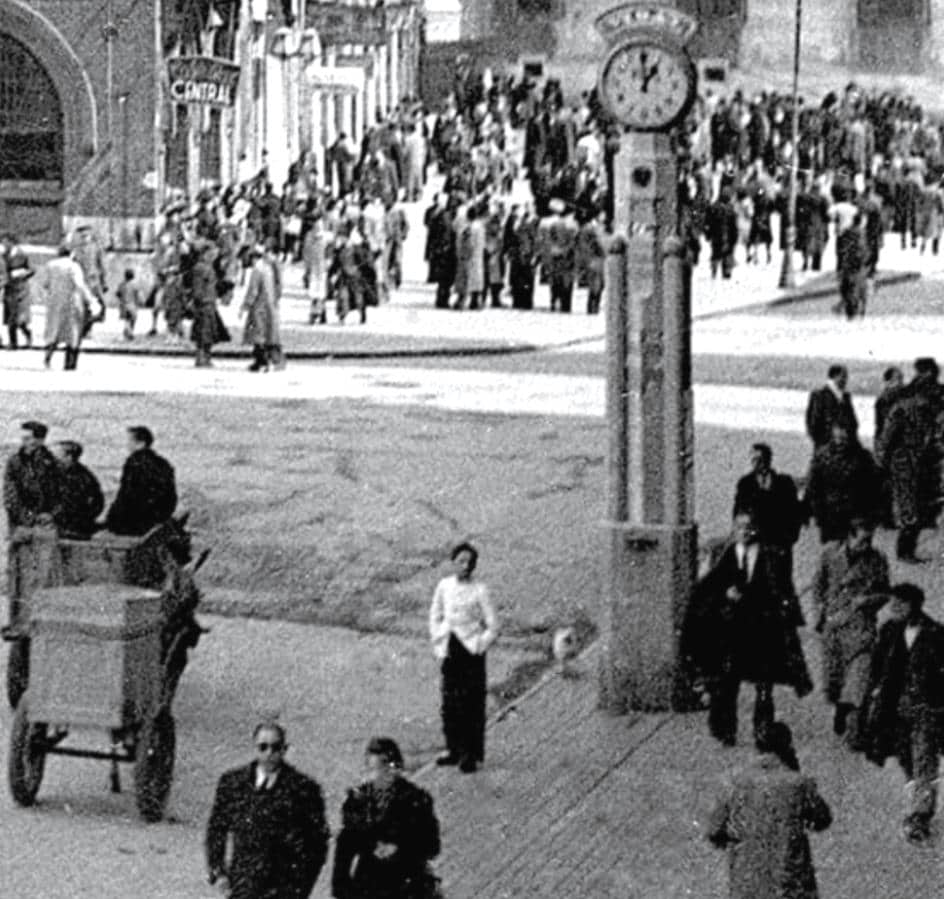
[
  {"left": 599, "top": 132, "right": 698, "bottom": 714},
  {"left": 389, "top": 27, "right": 400, "bottom": 109}
]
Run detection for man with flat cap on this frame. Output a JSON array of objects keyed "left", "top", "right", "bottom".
[
  {"left": 3, "top": 421, "right": 62, "bottom": 530},
  {"left": 53, "top": 441, "right": 104, "bottom": 540},
  {"left": 105, "top": 426, "right": 177, "bottom": 536}
]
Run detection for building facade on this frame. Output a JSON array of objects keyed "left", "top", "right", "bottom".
[
  {"left": 0, "top": 0, "right": 421, "bottom": 247},
  {"left": 455, "top": 0, "right": 944, "bottom": 96}
]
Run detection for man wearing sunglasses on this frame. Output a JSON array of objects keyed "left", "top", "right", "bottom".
[{"left": 206, "top": 721, "right": 329, "bottom": 899}]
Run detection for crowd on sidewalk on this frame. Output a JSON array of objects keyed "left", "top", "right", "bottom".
[{"left": 685, "top": 352, "right": 944, "bottom": 896}]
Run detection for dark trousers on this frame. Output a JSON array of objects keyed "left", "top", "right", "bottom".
[
  {"left": 549, "top": 274, "right": 573, "bottom": 312},
  {"left": 708, "top": 674, "right": 774, "bottom": 745},
  {"left": 441, "top": 634, "right": 486, "bottom": 764},
  {"left": 897, "top": 713, "right": 940, "bottom": 826},
  {"left": 510, "top": 263, "right": 534, "bottom": 309}
]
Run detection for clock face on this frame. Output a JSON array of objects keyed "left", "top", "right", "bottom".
[{"left": 599, "top": 40, "right": 694, "bottom": 131}]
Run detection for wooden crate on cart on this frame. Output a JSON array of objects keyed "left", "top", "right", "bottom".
[{"left": 28, "top": 584, "right": 163, "bottom": 731}]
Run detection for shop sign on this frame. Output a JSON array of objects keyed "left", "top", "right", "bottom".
[
  {"left": 306, "top": 64, "right": 364, "bottom": 94},
  {"left": 168, "top": 56, "right": 240, "bottom": 107},
  {"left": 336, "top": 54, "right": 374, "bottom": 79},
  {"left": 305, "top": 3, "right": 387, "bottom": 45}
]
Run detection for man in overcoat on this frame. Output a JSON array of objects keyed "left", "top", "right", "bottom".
[
  {"left": 804, "top": 422, "right": 879, "bottom": 544},
  {"left": 537, "top": 199, "right": 578, "bottom": 313},
  {"left": 241, "top": 244, "right": 283, "bottom": 371},
  {"left": 707, "top": 722, "right": 831, "bottom": 899},
  {"left": 863, "top": 583, "right": 944, "bottom": 843},
  {"left": 685, "top": 511, "right": 812, "bottom": 747},
  {"left": 3, "top": 421, "right": 62, "bottom": 530},
  {"left": 190, "top": 242, "right": 229, "bottom": 368},
  {"left": 503, "top": 204, "right": 537, "bottom": 310},
  {"left": 332, "top": 737, "right": 440, "bottom": 899},
  {"left": 207, "top": 722, "right": 329, "bottom": 899},
  {"left": 805, "top": 364, "right": 859, "bottom": 450},
  {"left": 875, "top": 357, "right": 944, "bottom": 561},
  {"left": 105, "top": 426, "right": 177, "bottom": 536},
  {"left": 424, "top": 193, "right": 456, "bottom": 309},
  {"left": 35, "top": 244, "right": 95, "bottom": 371},
  {"left": 812, "top": 517, "right": 890, "bottom": 748},
  {"left": 732, "top": 443, "right": 804, "bottom": 583}
]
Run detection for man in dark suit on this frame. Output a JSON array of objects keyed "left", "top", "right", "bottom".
[
  {"left": 206, "top": 722, "right": 329, "bottom": 898},
  {"left": 105, "top": 426, "right": 177, "bottom": 536},
  {"left": 863, "top": 583, "right": 944, "bottom": 843},
  {"left": 332, "top": 736, "right": 440, "bottom": 899},
  {"left": 685, "top": 511, "right": 812, "bottom": 747},
  {"left": 732, "top": 442, "right": 803, "bottom": 581},
  {"left": 805, "top": 364, "right": 859, "bottom": 449}
]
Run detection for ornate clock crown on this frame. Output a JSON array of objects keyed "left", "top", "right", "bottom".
[{"left": 594, "top": 3, "right": 698, "bottom": 48}]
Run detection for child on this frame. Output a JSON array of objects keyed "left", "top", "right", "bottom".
[{"left": 115, "top": 268, "right": 140, "bottom": 340}]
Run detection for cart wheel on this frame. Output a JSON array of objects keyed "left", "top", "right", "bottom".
[
  {"left": 6, "top": 638, "right": 29, "bottom": 710},
  {"left": 134, "top": 709, "right": 175, "bottom": 822},
  {"left": 8, "top": 692, "right": 47, "bottom": 806}
]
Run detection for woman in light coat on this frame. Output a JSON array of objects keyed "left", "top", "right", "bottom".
[{"left": 240, "top": 244, "right": 282, "bottom": 371}]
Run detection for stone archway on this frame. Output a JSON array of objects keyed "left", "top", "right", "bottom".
[{"left": 0, "top": 0, "right": 97, "bottom": 241}]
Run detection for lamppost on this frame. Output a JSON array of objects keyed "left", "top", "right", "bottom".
[{"left": 778, "top": 0, "right": 802, "bottom": 289}]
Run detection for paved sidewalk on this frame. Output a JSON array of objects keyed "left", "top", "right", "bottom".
[
  {"left": 419, "top": 521, "right": 944, "bottom": 899},
  {"left": 20, "top": 196, "right": 942, "bottom": 361}
]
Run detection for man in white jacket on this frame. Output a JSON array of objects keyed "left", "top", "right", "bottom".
[{"left": 429, "top": 542, "right": 499, "bottom": 773}]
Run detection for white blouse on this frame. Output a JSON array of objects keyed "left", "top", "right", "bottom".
[{"left": 429, "top": 574, "right": 499, "bottom": 660}]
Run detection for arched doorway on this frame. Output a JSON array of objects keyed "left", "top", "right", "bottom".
[
  {"left": 0, "top": 32, "right": 63, "bottom": 242},
  {"left": 858, "top": 0, "right": 927, "bottom": 72}
]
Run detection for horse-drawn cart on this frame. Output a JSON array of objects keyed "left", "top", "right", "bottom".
[{"left": 3, "top": 518, "right": 206, "bottom": 822}]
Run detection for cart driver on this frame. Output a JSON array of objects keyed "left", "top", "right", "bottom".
[
  {"left": 104, "top": 426, "right": 177, "bottom": 536},
  {"left": 3, "top": 420, "right": 62, "bottom": 530}
]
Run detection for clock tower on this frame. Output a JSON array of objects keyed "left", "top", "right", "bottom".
[{"left": 596, "top": 3, "right": 699, "bottom": 714}]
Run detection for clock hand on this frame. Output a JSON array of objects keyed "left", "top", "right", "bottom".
[{"left": 641, "top": 62, "right": 660, "bottom": 93}]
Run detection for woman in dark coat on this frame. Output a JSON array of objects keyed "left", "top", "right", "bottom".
[
  {"left": 423, "top": 195, "right": 456, "bottom": 309},
  {"left": 707, "top": 722, "right": 832, "bottom": 899},
  {"left": 190, "top": 242, "right": 229, "bottom": 367},
  {"left": 332, "top": 737, "right": 440, "bottom": 899}
]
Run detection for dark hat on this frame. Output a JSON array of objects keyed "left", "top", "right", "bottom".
[
  {"left": 127, "top": 425, "right": 154, "bottom": 447},
  {"left": 57, "top": 439, "right": 83, "bottom": 459},
  {"left": 365, "top": 736, "right": 403, "bottom": 769},
  {"left": 21, "top": 420, "right": 47, "bottom": 438},
  {"left": 914, "top": 356, "right": 939, "bottom": 377}
]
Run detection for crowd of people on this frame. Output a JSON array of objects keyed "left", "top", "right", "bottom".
[{"left": 685, "top": 352, "right": 944, "bottom": 887}]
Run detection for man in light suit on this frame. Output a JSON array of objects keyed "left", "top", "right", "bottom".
[{"left": 35, "top": 243, "right": 95, "bottom": 370}]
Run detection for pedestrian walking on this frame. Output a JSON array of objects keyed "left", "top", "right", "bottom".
[
  {"left": 206, "top": 721, "right": 329, "bottom": 899},
  {"left": 2, "top": 234, "right": 33, "bottom": 349},
  {"left": 503, "top": 203, "right": 538, "bottom": 310},
  {"left": 732, "top": 442, "right": 804, "bottom": 583},
  {"left": 35, "top": 243, "right": 95, "bottom": 370},
  {"left": 424, "top": 193, "right": 456, "bottom": 310},
  {"left": 875, "top": 357, "right": 944, "bottom": 562},
  {"left": 190, "top": 241, "right": 229, "bottom": 368},
  {"left": 805, "top": 365, "right": 859, "bottom": 450},
  {"left": 575, "top": 211, "right": 607, "bottom": 315},
  {"left": 70, "top": 224, "right": 108, "bottom": 329},
  {"left": 704, "top": 188, "right": 738, "bottom": 279},
  {"left": 429, "top": 542, "right": 499, "bottom": 772},
  {"left": 707, "top": 721, "right": 832, "bottom": 899},
  {"left": 684, "top": 511, "right": 811, "bottom": 747},
  {"left": 104, "top": 426, "right": 177, "bottom": 536},
  {"left": 241, "top": 243, "right": 282, "bottom": 371},
  {"left": 303, "top": 214, "right": 329, "bottom": 325},
  {"left": 862, "top": 583, "right": 944, "bottom": 844},
  {"left": 805, "top": 423, "right": 880, "bottom": 544},
  {"left": 538, "top": 199, "right": 578, "bottom": 313},
  {"left": 115, "top": 268, "right": 141, "bottom": 340},
  {"left": 331, "top": 737, "right": 441, "bottom": 899},
  {"left": 812, "top": 517, "right": 890, "bottom": 749}
]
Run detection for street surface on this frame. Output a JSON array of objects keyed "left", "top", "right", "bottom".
[{"left": 4, "top": 181, "right": 944, "bottom": 896}]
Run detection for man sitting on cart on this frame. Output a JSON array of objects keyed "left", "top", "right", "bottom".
[
  {"left": 53, "top": 440, "right": 104, "bottom": 540},
  {"left": 3, "top": 421, "right": 62, "bottom": 530},
  {"left": 105, "top": 426, "right": 178, "bottom": 537}
]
